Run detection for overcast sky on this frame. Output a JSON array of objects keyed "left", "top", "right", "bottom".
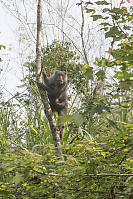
[
  {"left": 0, "top": 0, "right": 132, "bottom": 100},
  {"left": 0, "top": 3, "right": 21, "bottom": 99}
]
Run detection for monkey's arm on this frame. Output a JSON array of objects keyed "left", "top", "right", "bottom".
[
  {"left": 37, "top": 82, "right": 56, "bottom": 95},
  {"left": 41, "top": 68, "right": 49, "bottom": 85},
  {"left": 45, "top": 82, "right": 67, "bottom": 96},
  {"left": 37, "top": 68, "right": 49, "bottom": 89},
  {"left": 37, "top": 82, "right": 47, "bottom": 90}
]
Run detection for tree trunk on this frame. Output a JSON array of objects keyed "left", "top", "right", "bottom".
[{"left": 36, "top": 0, "right": 63, "bottom": 159}]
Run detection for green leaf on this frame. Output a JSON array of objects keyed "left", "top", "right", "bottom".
[
  {"left": 0, "top": 45, "right": 6, "bottom": 50},
  {"left": 124, "top": 123, "right": 133, "bottom": 131},
  {"left": 100, "top": 23, "right": 111, "bottom": 27},
  {"left": 96, "top": 70, "right": 105, "bottom": 81},
  {"left": 82, "top": 64, "right": 93, "bottom": 77},
  {"left": 70, "top": 113, "right": 84, "bottom": 126},
  {"left": 96, "top": 1, "right": 109, "bottom": 5},
  {"left": 123, "top": 26, "right": 131, "bottom": 30},
  {"left": 12, "top": 173, "right": 24, "bottom": 185},
  {"left": 101, "top": 58, "right": 108, "bottom": 67},
  {"left": 86, "top": 9, "right": 95, "bottom": 14},
  {"left": 105, "top": 26, "right": 121, "bottom": 38},
  {"left": 91, "top": 15, "right": 103, "bottom": 21}
]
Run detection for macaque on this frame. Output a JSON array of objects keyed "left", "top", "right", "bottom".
[{"left": 37, "top": 68, "right": 68, "bottom": 141}]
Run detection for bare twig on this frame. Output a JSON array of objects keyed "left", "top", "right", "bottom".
[{"left": 81, "top": 3, "right": 89, "bottom": 65}]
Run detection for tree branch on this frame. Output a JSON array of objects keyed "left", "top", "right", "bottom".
[
  {"left": 36, "top": 0, "right": 63, "bottom": 159},
  {"left": 81, "top": 3, "right": 89, "bottom": 65}
]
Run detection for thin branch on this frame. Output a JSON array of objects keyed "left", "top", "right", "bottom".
[
  {"left": 81, "top": 3, "right": 89, "bottom": 65},
  {"left": 33, "top": 169, "right": 133, "bottom": 177}
]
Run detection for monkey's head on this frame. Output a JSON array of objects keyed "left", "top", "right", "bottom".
[{"left": 54, "top": 71, "right": 67, "bottom": 85}]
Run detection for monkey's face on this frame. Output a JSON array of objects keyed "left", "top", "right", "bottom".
[{"left": 57, "top": 72, "right": 67, "bottom": 85}]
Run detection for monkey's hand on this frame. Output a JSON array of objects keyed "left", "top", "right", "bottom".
[
  {"left": 37, "top": 82, "right": 47, "bottom": 90},
  {"left": 41, "top": 68, "right": 49, "bottom": 85},
  {"left": 41, "top": 68, "right": 47, "bottom": 77},
  {"left": 56, "top": 99, "right": 67, "bottom": 107}
]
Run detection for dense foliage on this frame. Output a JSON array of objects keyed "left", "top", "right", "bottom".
[{"left": 0, "top": 0, "right": 133, "bottom": 198}]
